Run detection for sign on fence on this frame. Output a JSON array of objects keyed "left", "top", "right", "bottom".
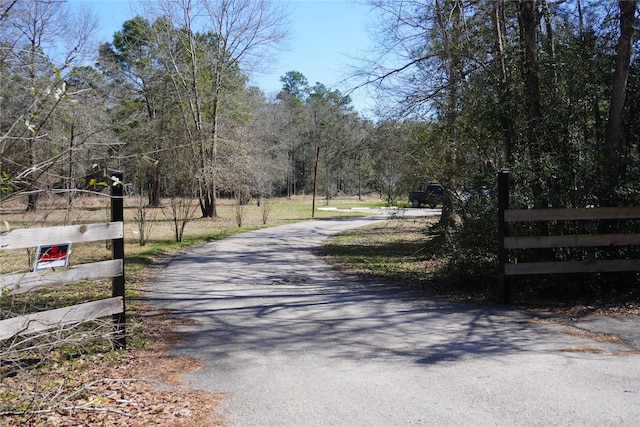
[{"left": 33, "top": 242, "right": 71, "bottom": 271}]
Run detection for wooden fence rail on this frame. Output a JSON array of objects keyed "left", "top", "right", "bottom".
[
  {"left": 498, "top": 170, "right": 640, "bottom": 303},
  {"left": 0, "top": 171, "right": 126, "bottom": 348}
]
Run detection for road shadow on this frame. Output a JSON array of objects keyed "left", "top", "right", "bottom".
[
  {"left": 147, "top": 236, "right": 580, "bottom": 367},
  {"left": 143, "top": 218, "right": 640, "bottom": 427}
]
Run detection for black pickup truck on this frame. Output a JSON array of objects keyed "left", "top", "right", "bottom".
[{"left": 408, "top": 183, "right": 444, "bottom": 208}]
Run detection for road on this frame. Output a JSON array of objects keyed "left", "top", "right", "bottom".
[{"left": 148, "top": 212, "right": 640, "bottom": 426}]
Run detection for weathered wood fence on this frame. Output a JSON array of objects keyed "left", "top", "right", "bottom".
[
  {"left": 498, "top": 170, "right": 640, "bottom": 303},
  {"left": 0, "top": 171, "right": 126, "bottom": 348}
]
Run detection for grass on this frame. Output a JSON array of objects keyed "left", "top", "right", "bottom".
[
  {"left": 321, "top": 217, "right": 443, "bottom": 290},
  {"left": 321, "top": 216, "right": 496, "bottom": 303},
  {"left": 0, "top": 194, "right": 384, "bottom": 271}
]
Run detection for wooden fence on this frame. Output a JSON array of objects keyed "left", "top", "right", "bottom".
[
  {"left": 0, "top": 171, "right": 126, "bottom": 348},
  {"left": 498, "top": 170, "right": 640, "bottom": 303}
]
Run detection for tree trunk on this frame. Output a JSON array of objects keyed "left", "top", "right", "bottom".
[
  {"left": 519, "top": 0, "right": 546, "bottom": 208},
  {"left": 200, "top": 182, "right": 217, "bottom": 218},
  {"left": 602, "top": 0, "right": 637, "bottom": 206},
  {"left": 541, "top": 0, "right": 558, "bottom": 88},
  {"left": 66, "top": 123, "right": 75, "bottom": 213},
  {"left": 491, "top": 1, "right": 515, "bottom": 165},
  {"left": 147, "top": 163, "right": 161, "bottom": 207},
  {"left": 435, "top": 0, "right": 463, "bottom": 228},
  {"left": 199, "top": 61, "right": 223, "bottom": 219},
  {"left": 26, "top": 193, "right": 38, "bottom": 212}
]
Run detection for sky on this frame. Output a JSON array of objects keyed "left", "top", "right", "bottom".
[{"left": 69, "top": 0, "right": 377, "bottom": 116}]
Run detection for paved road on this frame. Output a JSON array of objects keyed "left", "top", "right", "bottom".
[{"left": 148, "top": 212, "right": 640, "bottom": 426}]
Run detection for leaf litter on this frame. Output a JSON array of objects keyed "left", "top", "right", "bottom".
[{"left": 1, "top": 307, "right": 225, "bottom": 426}]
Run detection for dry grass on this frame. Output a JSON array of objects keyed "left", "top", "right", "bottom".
[{"left": 0, "top": 194, "right": 378, "bottom": 276}]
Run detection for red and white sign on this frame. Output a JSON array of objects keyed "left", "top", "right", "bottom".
[{"left": 34, "top": 243, "right": 71, "bottom": 271}]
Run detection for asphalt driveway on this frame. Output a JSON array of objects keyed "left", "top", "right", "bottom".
[{"left": 148, "top": 213, "right": 640, "bottom": 426}]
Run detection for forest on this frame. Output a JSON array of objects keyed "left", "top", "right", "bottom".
[{"left": 1, "top": 0, "right": 639, "bottom": 297}]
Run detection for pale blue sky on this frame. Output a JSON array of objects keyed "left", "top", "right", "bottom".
[{"left": 69, "top": 0, "right": 375, "bottom": 114}]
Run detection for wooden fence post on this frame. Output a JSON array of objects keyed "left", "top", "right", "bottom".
[
  {"left": 111, "top": 170, "right": 126, "bottom": 349},
  {"left": 498, "top": 170, "right": 510, "bottom": 304}
]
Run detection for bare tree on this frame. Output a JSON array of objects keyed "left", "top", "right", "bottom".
[
  {"left": 133, "top": 192, "right": 157, "bottom": 246},
  {"left": 143, "top": 0, "right": 288, "bottom": 218},
  {"left": 246, "top": 89, "right": 289, "bottom": 198},
  {"left": 0, "top": 0, "right": 100, "bottom": 210},
  {"left": 164, "top": 195, "right": 199, "bottom": 242}
]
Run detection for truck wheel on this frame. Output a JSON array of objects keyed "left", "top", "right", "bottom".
[{"left": 412, "top": 199, "right": 420, "bottom": 208}]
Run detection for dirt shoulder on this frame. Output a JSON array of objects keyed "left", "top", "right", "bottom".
[{"left": 2, "top": 252, "right": 225, "bottom": 427}]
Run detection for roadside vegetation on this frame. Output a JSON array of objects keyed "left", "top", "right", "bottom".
[
  {"left": 321, "top": 216, "right": 498, "bottom": 304},
  {"left": 322, "top": 217, "right": 443, "bottom": 290},
  {"left": 322, "top": 216, "right": 640, "bottom": 313}
]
